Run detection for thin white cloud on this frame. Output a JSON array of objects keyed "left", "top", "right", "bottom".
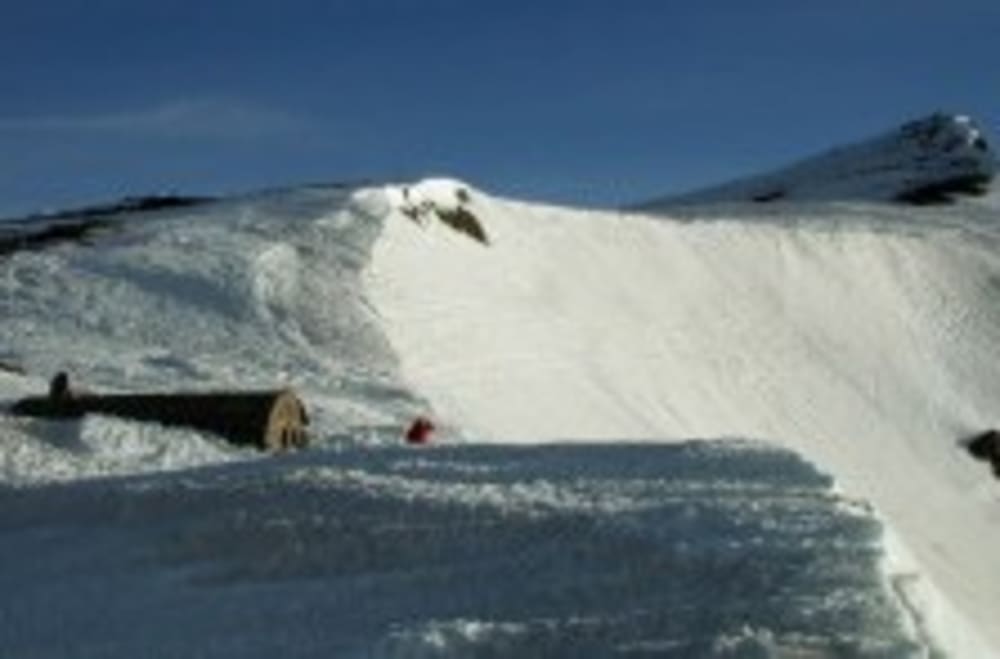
[{"left": 0, "top": 98, "right": 315, "bottom": 140}]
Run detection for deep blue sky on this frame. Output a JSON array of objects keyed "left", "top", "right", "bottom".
[{"left": 2, "top": 0, "right": 998, "bottom": 216}]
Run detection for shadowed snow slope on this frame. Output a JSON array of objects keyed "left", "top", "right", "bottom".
[
  {"left": 369, "top": 178, "right": 1000, "bottom": 655},
  {"left": 0, "top": 442, "right": 919, "bottom": 658}
]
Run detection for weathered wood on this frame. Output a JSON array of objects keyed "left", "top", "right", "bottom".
[{"left": 11, "top": 388, "right": 309, "bottom": 451}]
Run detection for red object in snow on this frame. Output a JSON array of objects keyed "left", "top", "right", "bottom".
[{"left": 405, "top": 416, "right": 435, "bottom": 445}]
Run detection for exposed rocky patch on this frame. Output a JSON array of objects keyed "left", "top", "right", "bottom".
[
  {"left": 435, "top": 206, "right": 490, "bottom": 244},
  {"left": 0, "top": 217, "right": 117, "bottom": 256},
  {"left": 2, "top": 194, "right": 211, "bottom": 225},
  {"left": 398, "top": 181, "right": 490, "bottom": 245},
  {"left": 965, "top": 429, "right": 1000, "bottom": 477},
  {"left": 0, "top": 194, "right": 212, "bottom": 256},
  {"left": 894, "top": 174, "right": 993, "bottom": 205}
]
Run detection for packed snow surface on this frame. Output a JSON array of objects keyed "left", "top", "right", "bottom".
[
  {"left": 0, "top": 442, "right": 919, "bottom": 658},
  {"left": 2, "top": 118, "right": 1000, "bottom": 655}
]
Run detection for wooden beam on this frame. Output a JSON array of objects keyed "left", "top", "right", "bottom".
[{"left": 11, "top": 386, "right": 309, "bottom": 451}]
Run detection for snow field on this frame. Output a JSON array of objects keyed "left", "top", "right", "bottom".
[
  {"left": 2, "top": 164, "right": 1000, "bottom": 655},
  {"left": 0, "top": 442, "right": 919, "bottom": 658},
  {"left": 368, "top": 179, "right": 1000, "bottom": 655}
]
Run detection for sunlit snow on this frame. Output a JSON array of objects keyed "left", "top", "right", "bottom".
[{"left": 2, "top": 114, "right": 999, "bottom": 657}]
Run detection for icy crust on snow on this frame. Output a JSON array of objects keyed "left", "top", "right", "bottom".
[
  {"left": 0, "top": 186, "right": 430, "bottom": 483},
  {"left": 369, "top": 178, "right": 1000, "bottom": 655},
  {"left": 640, "top": 113, "right": 996, "bottom": 208},
  {"left": 0, "top": 442, "right": 922, "bottom": 658}
]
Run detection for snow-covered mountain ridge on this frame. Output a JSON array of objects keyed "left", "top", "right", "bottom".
[
  {"left": 3, "top": 114, "right": 1000, "bottom": 656},
  {"left": 639, "top": 112, "right": 996, "bottom": 208}
]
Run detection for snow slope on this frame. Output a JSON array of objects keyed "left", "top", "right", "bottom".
[
  {"left": 368, "top": 178, "right": 1000, "bottom": 655},
  {"left": 0, "top": 441, "right": 920, "bottom": 658},
  {"left": 2, "top": 114, "right": 1000, "bottom": 656},
  {"left": 0, "top": 185, "right": 430, "bottom": 483}
]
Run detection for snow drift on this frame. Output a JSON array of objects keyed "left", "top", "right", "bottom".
[
  {"left": 0, "top": 185, "right": 432, "bottom": 483},
  {"left": 2, "top": 113, "right": 1000, "bottom": 656}
]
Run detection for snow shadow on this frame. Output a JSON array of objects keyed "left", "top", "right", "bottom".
[{"left": 0, "top": 441, "right": 921, "bottom": 658}]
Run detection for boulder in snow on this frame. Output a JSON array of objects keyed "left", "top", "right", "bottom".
[
  {"left": 965, "top": 430, "right": 1000, "bottom": 476},
  {"left": 396, "top": 179, "right": 490, "bottom": 245}
]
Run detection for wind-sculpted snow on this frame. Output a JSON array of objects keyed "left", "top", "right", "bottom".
[
  {"left": 0, "top": 185, "right": 430, "bottom": 482},
  {"left": 0, "top": 442, "right": 921, "bottom": 658}
]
